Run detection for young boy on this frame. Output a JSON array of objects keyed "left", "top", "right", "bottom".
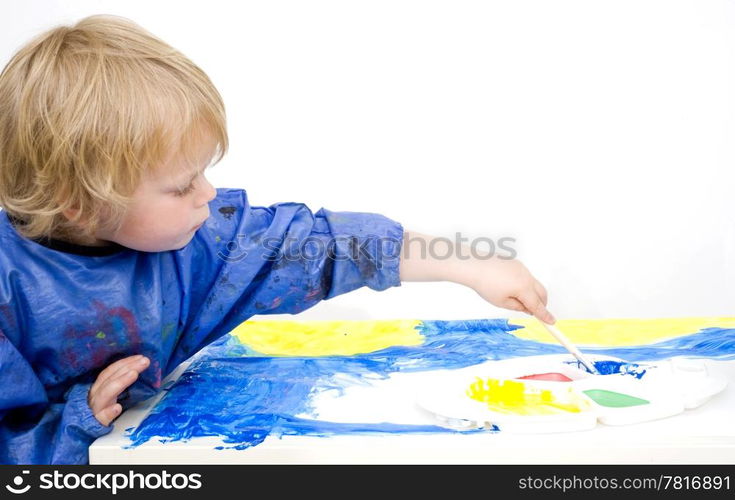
[{"left": 0, "top": 15, "right": 553, "bottom": 464}]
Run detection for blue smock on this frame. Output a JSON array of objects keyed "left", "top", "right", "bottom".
[{"left": 0, "top": 188, "right": 404, "bottom": 464}]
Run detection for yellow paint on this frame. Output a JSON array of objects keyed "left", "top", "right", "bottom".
[
  {"left": 229, "top": 316, "right": 735, "bottom": 357},
  {"left": 230, "top": 319, "right": 424, "bottom": 356},
  {"left": 509, "top": 317, "right": 735, "bottom": 346},
  {"left": 466, "top": 378, "right": 591, "bottom": 415}
]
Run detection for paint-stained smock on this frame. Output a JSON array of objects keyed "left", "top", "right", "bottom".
[{"left": 0, "top": 188, "right": 404, "bottom": 464}]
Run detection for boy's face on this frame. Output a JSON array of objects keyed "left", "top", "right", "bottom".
[{"left": 94, "top": 142, "right": 218, "bottom": 252}]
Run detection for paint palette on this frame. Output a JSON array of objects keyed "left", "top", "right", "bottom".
[{"left": 415, "top": 354, "right": 727, "bottom": 433}]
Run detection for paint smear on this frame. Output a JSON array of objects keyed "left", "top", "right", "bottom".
[
  {"left": 466, "top": 378, "right": 591, "bottom": 415},
  {"left": 517, "top": 372, "right": 573, "bottom": 382},
  {"left": 565, "top": 360, "right": 648, "bottom": 379},
  {"left": 583, "top": 389, "right": 650, "bottom": 408},
  {"left": 229, "top": 319, "right": 424, "bottom": 356},
  {"left": 592, "top": 360, "right": 647, "bottom": 379},
  {"left": 509, "top": 317, "right": 735, "bottom": 346}
]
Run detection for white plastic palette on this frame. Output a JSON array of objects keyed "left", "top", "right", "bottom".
[{"left": 415, "top": 354, "right": 727, "bottom": 433}]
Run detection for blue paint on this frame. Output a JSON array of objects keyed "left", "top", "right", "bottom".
[
  {"left": 126, "top": 357, "right": 491, "bottom": 449},
  {"left": 589, "top": 327, "right": 735, "bottom": 362},
  {"left": 565, "top": 360, "right": 649, "bottom": 379},
  {"left": 126, "top": 319, "right": 735, "bottom": 449}
]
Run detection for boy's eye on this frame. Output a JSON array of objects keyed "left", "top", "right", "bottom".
[{"left": 174, "top": 184, "right": 195, "bottom": 197}]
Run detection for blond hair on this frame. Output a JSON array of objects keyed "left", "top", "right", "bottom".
[{"left": 0, "top": 15, "right": 228, "bottom": 241}]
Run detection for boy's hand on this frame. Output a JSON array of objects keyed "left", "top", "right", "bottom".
[
  {"left": 469, "top": 257, "right": 555, "bottom": 324},
  {"left": 399, "top": 230, "right": 555, "bottom": 324},
  {"left": 88, "top": 354, "right": 150, "bottom": 426}
]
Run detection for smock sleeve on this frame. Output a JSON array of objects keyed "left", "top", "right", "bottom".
[
  {"left": 168, "top": 188, "right": 404, "bottom": 365},
  {"left": 0, "top": 331, "right": 112, "bottom": 464}
]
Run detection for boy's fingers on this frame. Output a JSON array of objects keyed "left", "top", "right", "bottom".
[
  {"left": 96, "top": 356, "right": 149, "bottom": 391},
  {"left": 503, "top": 297, "right": 526, "bottom": 312},
  {"left": 90, "top": 370, "right": 139, "bottom": 411},
  {"left": 94, "top": 403, "right": 122, "bottom": 427},
  {"left": 94, "top": 355, "right": 145, "bottom": 387},
  {"left": 519, "top": 291, "right": 556, "bottom": 325},
  {"left": 503, "top": 297, "right": 534, "bottom": 316},
  {"left": 534, "top": 281, "right": 548, "bottom": 306}
]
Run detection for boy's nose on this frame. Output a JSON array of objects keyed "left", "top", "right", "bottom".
[
  {"left": 204, "top": 179, "right": 217, "bottom": 203},
  {"left": 197, "top": 177, "right": 217, "bottom": 206}
]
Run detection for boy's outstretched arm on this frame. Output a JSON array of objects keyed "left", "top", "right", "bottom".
[
  {"left": 399, "top": 230, "right": 555, "bottom": 324},
  {"left": 168, "top": 190, "right": 553, "bottom": 370}
]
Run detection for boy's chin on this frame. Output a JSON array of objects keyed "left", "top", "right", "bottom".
[
  {"left": 120, "top": 233, "right": 195, "bottom": 253},
  {"left": 171, "top": 232, "right": 197, "bottom": 250}
]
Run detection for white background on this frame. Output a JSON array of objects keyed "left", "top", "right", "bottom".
[{"left": 2, "top": 1, "right": 734, "bottom": 321}]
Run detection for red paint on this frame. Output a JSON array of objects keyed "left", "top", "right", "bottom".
[
  {"left": 62, "top": 301, "right": 144, "bottom": 374},
  {"left": 516, "top": 372, "right": 573, "bottom": 382}
]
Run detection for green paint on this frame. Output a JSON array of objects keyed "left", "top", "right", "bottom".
[
  {"left": 215, "top": 235, "right": 222, "bottom": 243},
  {"left": 95, "top": 331, "right": 106, "bottom": 339},
  {"left": 161, "top": 323, "right": 176, "bottom": 341},
  {"left": 583, "top": 389, "right": 649, "bottom": 408}
]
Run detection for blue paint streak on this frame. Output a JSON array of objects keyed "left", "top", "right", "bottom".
[
  {"left": 585, "top": 327, "right": 735, "bottom": 362},
  {"left": 126, "top": 319, "right": 735, "bottom": 449},
  {"left": 565, "top": 360, "right": 649, "bottom": 379}
]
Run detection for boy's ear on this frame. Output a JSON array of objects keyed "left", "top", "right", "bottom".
[
  {"left": 61, "top": 206, "right": 89, "bottom": 228},
  {"left": 61, "top": 207, "right": 80, "bottom": 221}
]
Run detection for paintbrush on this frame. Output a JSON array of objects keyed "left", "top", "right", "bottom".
[{"left": 539, "top": 321, "right": 600, "bottom": 375}]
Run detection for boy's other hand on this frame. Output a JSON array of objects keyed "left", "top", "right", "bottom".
[
  {"left": 88, "top": 354, "right": 150, "bottom": 426},
  {"left": 469, "top": 257, "right": 555, "bottom": 325}
]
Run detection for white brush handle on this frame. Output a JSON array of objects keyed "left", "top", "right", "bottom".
[{"left": 541, "top": 322, "right": 599, "bottom": 374}]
